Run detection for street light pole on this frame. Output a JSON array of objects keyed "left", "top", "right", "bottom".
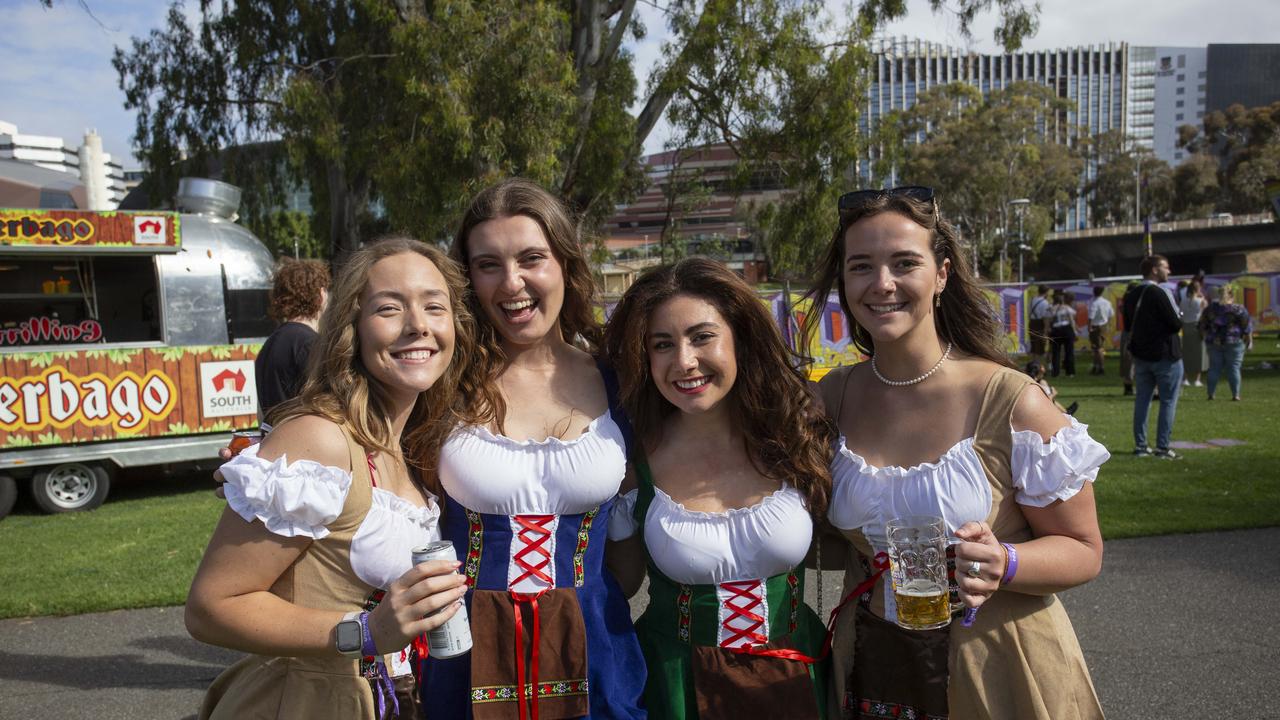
[
  {"left": 1007, "top": 198, "right": 1031, "bottom": 285},
  {"left": 1134, "top": 151, "right": 1143, "bottom": 225}
]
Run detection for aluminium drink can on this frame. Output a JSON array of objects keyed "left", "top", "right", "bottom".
[{"left": 412, "top": 541, "right": 472, "bottom": 658}]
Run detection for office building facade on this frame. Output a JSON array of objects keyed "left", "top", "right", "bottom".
[{"left": 0, "top": 121, "right": 127, "bottom": 209}]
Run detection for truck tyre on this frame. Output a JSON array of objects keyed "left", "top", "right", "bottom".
[
  {"left": 30, "top": 462, "right": 111, "bottom": 514},
  {"left": 0, "top": 475, "right": 16, "bottom": 520}
]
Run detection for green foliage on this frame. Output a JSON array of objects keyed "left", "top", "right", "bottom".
[
  {"left": 113, "top": 0, "right": 1039, "bottom": 261},
  {"left": 1176, "top": 101, "right": 1280, "bottom": 216},
  {"left": 873, "top": 81, "right": 1084, "bottom": 278},
  {"left": 1087, "top": 129, "right": 1174, "bottom": 225},
  {"left": 248, "top": 210, "right": 325, "bottom": 259}
]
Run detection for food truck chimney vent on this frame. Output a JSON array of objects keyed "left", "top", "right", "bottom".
[{"left": 175, "top": 178, "right": 242, "bottom": 220}]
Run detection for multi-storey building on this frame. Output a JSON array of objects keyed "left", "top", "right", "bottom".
[
  {"left": 0, "top": 121, "right": 127, "bottom": 209},
  {"left": 862, "top": 38, "right": 1130, "bottom": 230},
  {"left": 1147, "top": 47, "right": 1209, "bottom": 165}
]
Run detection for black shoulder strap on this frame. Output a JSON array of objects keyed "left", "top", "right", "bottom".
[{"left": 596, "top": 359, "right": 636, "bottom": 459}]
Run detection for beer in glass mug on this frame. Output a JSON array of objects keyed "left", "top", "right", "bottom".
[{"left": 885, "top": 515, "right": 951, "bottom": 630}]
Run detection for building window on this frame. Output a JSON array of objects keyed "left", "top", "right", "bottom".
[
  {"left": 1198, "top": 70, "right": 1207, "bottom": 78},
  {"left": 1176, "top": 113, "right": 1184, "bottom": 121},
  {"left": 1197, "top": 111, "right": 1204, "bottom": 118},
  {"left": 1198, "top": 84, "right": 1206, "bottom": 91},
  {"left": 1177, "top": 54, "right": 1186, "bottom": 67},
  {"left": 1175, "top": 151, "right": 1184, "bottom": 160},
  {"left": 1177, "top": 87, "right": 1185, "bottom": 95},
  {"left": 1176, "top": 100, "right": 1184, "bottom": 107},
  {"left": 1177, "top": 74, "right": 1185, "bottom": 81}
]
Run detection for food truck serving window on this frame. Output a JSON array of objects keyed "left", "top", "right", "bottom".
[{"left": 0, "top": 256, "right": 161, "bottom": 347}]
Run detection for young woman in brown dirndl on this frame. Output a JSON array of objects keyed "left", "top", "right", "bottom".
[{"left": 804, "top": 187, "right": 1110, "bottom": 720}]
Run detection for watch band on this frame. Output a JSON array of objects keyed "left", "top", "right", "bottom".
[{"left": 359, "top": 610, "right": 378, "bottom": 658}]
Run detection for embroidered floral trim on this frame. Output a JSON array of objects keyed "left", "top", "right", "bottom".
[
  {"left": 945, "top": 545, "right": 960, "bottom": 610},
  {"left": 471, "top": 679, "right": 589, "bottom": 704},
  {"left": 787, "top": 571, "right": 800, "bottom": 634},
  {"left": 573, "top": 506, "right": 598, "bottom": 587},
  {"left": 677, "top": 584, "right": 693, "bottom": 642},
  {"left": 465, "top": 509, "right": 483, "bottom": 587},
  {"left": 846, "top": 696, "right": 946, "bottom": 720}
]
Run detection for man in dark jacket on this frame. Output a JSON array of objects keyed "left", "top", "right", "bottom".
[{"left": 1121, "top": 254, "right": 1183, "bottom": 458}]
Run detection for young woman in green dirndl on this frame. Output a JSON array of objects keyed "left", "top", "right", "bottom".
[{"left": 603, "top": 258, "right": 835, "bottom": 719}]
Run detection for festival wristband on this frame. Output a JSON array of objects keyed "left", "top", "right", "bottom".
[
  {"left": 1000, "top": 543, "right": 1019, "bottom": 585},
  {"left": 359, "top": 610, "right": 378, "bottom": 658}
]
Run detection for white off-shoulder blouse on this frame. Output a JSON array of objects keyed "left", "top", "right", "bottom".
[
  {"left": 828, "top": 417, "right": 1110, "bottom": 550},
  {"left": 220, "top": 443, "right": 441, "bottom": 591},
  {"left": 609, "top": 483, "right": 813, "bottom": 586},
  {"left": 439, "top": 411, "right": 628, "bottom": 516}
]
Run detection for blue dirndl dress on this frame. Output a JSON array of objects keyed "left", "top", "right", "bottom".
[{"left": 419, "top": 364, "right": 646, "bottom": 719}]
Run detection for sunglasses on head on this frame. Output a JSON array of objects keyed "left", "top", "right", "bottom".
[{"left": 838, "top": 186, "right": 935, "bottom": 215}]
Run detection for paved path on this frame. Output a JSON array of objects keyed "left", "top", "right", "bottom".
[{"left": 2, "top": 528, "right": 1277, "bottom": 719}]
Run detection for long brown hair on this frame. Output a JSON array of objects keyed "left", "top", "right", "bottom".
[
  {"left": 271, "top": 236, "right": 477, "bottom": 496},
  {"left": 450, "top": 178, "right": 602, "bottom": 430},
  {"left": 800, "top": 193, "right": 1011, "bottom": 367},
  {"left": 604, "top": 258, "right": 833, "bottom": 518}
]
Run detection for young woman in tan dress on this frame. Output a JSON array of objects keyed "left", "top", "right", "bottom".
[
  {"left": 187, "top": 238, "right": 477, "bottom": 719},
  {"left": 804, "top": 188, "right": 1110, "bottom": 720}
]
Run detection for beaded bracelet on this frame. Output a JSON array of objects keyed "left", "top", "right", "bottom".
[{"left": 1000, "top": 542, "right": 1019, "bottom": 585}]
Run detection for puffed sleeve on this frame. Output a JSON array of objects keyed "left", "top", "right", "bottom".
[
  {"left": 1010, "top": 417, "right": 1110, "bottom": 507},
  {"left": 220, "top": 443, "right": 352, "bottom": 538},
  {"left": 607, "top": 489, "right": 640, "bottom": 541}
]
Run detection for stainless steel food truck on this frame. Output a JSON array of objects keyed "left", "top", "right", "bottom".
[{"left": 0, "top": 178, "right": 273, "bottom": 519}]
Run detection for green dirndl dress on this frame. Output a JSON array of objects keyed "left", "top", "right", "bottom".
[{"left": 631, "top": 460, "right": 829, "bottom": 720}]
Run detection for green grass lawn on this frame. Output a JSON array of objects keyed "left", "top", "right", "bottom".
[
  {"left": 1051, "top": 346, "right": 1280, "bottom": 539},
  {"left": 1, "top": 347, "right": 1277, "bottom": 619}
]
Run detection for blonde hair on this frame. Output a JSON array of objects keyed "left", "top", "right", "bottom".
[
  {"left": 270, "top": 236, "right": 477, "bottom": 495},
  {"left": 1215, "top": 284, "right": 1235, "bottom": 302}
]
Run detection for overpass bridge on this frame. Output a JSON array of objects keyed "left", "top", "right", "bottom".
[{"left": 1035, "top": 213, "right": 1278, "bottom": 279}]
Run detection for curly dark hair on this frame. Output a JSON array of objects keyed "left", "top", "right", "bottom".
[
  {"left": 450, "top": 178, "right": 602, "bottom": 431},
  {"left": 267, "top": 258, "right": 330, "bottom": 323},
  {"left": 604, "top": 258, "right": 833, "bottom": 519},
  {"left": 800, "top": 192, "right": 1012, "bottom": 368}
]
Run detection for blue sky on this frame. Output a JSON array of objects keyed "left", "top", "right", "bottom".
[{"left": 3, "top": 0, "right": 1278, "bottom": 167}]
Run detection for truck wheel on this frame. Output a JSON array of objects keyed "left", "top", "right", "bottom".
[
  {"left": 0, "top": 475, "right": 16, "bottom": 520},
  {"left": 30, "top": 463, "right": 111, "bottom": 513}
]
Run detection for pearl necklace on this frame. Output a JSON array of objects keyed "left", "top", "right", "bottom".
[{"left": 871, "top": 342, "right": 953, "bottom": 387}]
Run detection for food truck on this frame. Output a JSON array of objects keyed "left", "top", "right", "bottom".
[{"left": 0, "top": 178, "right": 273, "bottom": 519}]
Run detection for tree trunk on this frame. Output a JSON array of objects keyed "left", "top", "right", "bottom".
[{"left": 326, "top": 161, "right": 367, "bottom": 261}]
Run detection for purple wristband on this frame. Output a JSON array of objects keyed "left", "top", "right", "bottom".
[
  {"left": 1000, "top": 543, "right": 1019, "bottom": 585},
  {"left": 359, "top": 611, "right": 378, "bottom": 658}
]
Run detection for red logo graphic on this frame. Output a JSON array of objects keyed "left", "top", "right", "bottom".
[
  {"left": 211, "top": 369, "right": 247, "bottom": 393},
  {"left": 138, "top": 220, "right": 162, "bottom": 234}
]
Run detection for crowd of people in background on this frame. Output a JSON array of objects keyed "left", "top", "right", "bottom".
[{"left": 1023, "top": 257, "right": 1256, "bottom": 459}]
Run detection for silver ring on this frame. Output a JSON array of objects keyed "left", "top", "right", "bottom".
[{"left": 965, "top": 561, "right": 982, "bottom": 578}]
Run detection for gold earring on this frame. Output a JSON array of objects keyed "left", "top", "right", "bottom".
[{"left": 935, "top": 291, "right": 942, "bottom": 307}]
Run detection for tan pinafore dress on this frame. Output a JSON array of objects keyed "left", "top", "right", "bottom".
[
  {"left": 199, "top": 427, "right": 397, "bottom": 720},
  {"left": 826, "top": 366, "right": 1104, "bottom": 720}
]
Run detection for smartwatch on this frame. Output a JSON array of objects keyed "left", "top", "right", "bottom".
[{"left": 335, "top": 611, "right": 363, "bottom": 657}]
